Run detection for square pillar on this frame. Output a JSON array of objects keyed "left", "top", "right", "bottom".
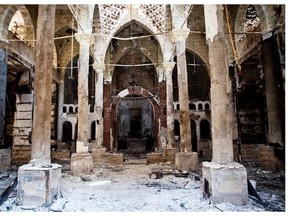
[
  {"left": 202, "top": 162, "right": 248, "bottom": 206},
  {"left": 175, "top": 152, "right": 198, "bottom": 171},
  {"left": 71, "top": 153, "right": 93, "bottom": 176},
  {"left": 17, "top": 163, "right": 61, "bottom": 207}
]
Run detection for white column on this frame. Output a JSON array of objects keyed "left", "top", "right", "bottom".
[
  {"left": 75, "top": 33, "right": 93, "bottom": 153},
  {"left": 57, "top": 79, "right": 64, "bottom": 146},
  {"left": 93, "top": 63, "right": 105, "bottom": 148},
  {"left": 163, "top": 62, "right": 175, "bottom": 148}
]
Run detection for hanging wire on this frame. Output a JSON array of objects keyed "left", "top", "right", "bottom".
[
  {"left": 67, "top": 4, "right": 85, "bottom": 32},
  {"left": 192, "top": 14, "right": 196, "bottom": 74},
  {"left": 68, "top": 18, "right": 74, "bottom": 80},
  {"left": 224, "top": 5, "right": 241, "bottom": 75}
]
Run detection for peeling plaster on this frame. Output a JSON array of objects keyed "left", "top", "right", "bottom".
[{"left": 204, "top": 5, "right": 218, "bottom": 43}]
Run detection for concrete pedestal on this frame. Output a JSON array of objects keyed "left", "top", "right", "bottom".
[
  {"left": 164, "top": 147, "right": 178, "bottom": 163},
  {"left": 202, "top": 161, "right": 248, "bottom": 206},
  {"left": 70, "top": 153, "right": 93, "bottom": 176},
  {"left": 0, "top": 148, "right": 11, "bottom": 171},
  {"left": 17, "top": 163, "right": 61, "bottom": 207},
  {"left": 175, "top": 152, "right": 198, "bottom": 171}
]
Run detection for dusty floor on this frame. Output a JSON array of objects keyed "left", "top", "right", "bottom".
[{"left": 0, "top": 156, "right": 285, "bottom": 212}]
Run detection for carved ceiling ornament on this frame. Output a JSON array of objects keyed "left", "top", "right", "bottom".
[
  {"left": 99, "top": 4, "right": 128, "bottom": 35},
  {"left": 140, "top": 4, "right": 166, "bottom": 32}
]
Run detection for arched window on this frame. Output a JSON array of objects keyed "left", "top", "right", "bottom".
[
  {"left": 205, "top": 103, "right": 210, "bottom": 110},
  {"left": 200, "top": 119, "right": 211, "bottom": 139},
  {"left": 62, "top": 121, "right": 73, "bottom": 142},
  {"left": 176, "top": 104, "right": 180, "bottom": 110},
  {"left": 62, "top": 106, "right": 67, "bottom": 113},
  {"left": 198, "top": 103, "right": 203, "bottom": 111},
  {"left": 69, "top": 106, "right": 73, "bottom": 113},
  {"left": 174, "top": 120, "right": 180, "bottom": 139},
  {"left": 189, "top": 103, "right": 196, "bottom": 110}
]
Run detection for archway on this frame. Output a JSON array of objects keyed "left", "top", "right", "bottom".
[
  {"left": 111, "top": 87, "right": 158, "bottom": 153},
  {"left": 62, "top": 121, "right": 73, "bottom": 142},
  {"left": 200, "top": 119, "right": 211, "bottom": 140}
]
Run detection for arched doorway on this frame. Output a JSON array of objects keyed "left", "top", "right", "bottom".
[
  {"left": 62, "top": 121, "right": 72, "bottom": 142},
  {"left": 116, "top": 93, "right": 154, "bottom": 153},
  {"left": 191, "top": 120, "right": 197, "bottom": 152}
]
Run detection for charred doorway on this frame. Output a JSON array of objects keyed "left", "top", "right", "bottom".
[{"left": 116, "top": 96, "right": 154, "bottom": 153}]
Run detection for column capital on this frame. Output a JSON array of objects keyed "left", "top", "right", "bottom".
[
  {"left": 162, "top": 61, "right": 175, "bottom": 73},
  {"left": 75, "top": 32, "right": 94, "bottom": 44},
  {"left": 171, "top": 28, "right": 190, "bottom": 42},
  {"left": 93, "top": 62, "right": 105, "bottom": 73}
]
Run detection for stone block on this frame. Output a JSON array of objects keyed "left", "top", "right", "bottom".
[
  {"left": 16, "top": 94, "right": 33, "bottom": 103},
  {"left": 258, "top": 145, "right": 277, "bottom": 171},
  {"left": 14, "top": 119, "right": 32, "bottom": 128},
  {"left": 70, "top": 153, "right": 93, "bottom": 176},
  {"left": 17, "top": 163, "right": 61, "bottom": 207},
  {"left": 147, "top": 153, "right": 165, "bottom": 164},
  {"left": 16, "top": 104, "right": 33, "bottom": 112},
  {"left": 164, "top": 147, "right": 178, "bottom": 163},
  {"left": 103, "top": 153, "right": 123, "bottom": 165},
  {"left": 0, "top": 149, "right": 11, "bottom": 171},
  {"left": 175, "top": 152, "right": 198, "bottom": 171},
  {"left": 202, "top": 162, "right": 248, "bottom": 206},
  {"left": 14, "top": 111, "right": 32, "bottom": 120},
  {"left": 51, "top": 150, "right": 70, "bottom": 161},
  {"left": 12, "top": 146, "right": 31, "bottom": 165}
]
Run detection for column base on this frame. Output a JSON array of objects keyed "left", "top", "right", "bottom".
[
  {"left": 70, "top": 152, "right": 93, "bottom": 176},
  {"left": 175, "top": 152, "right": 198, "bottom": 171},
  {"left": 202, "top": 161, "right": 248, "bottom": 206},
  {"left": 164, "top": 147, "right": 178, "bottom": 163},
  {"left": 17, "top": 163, "right": 61, "bottom": 207},
  {"left": 147, "top": 152, "right": 165, "bottom": 164}
]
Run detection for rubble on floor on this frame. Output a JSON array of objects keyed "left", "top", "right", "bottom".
[{"left": 0, "top": 159, "right": 285, "bottom": 212}]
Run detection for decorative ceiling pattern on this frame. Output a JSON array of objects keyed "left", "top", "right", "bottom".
[
  {"left": 99, "top": 4, "right": 127, "bottom": 35},
  {"left": 140, "top": 4, "right": 166, "bottom": 32}
]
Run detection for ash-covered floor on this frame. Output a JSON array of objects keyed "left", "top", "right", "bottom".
[{"left": 0, "top": 157, "right": 285, "bottom": 212}]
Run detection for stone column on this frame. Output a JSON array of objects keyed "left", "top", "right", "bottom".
[
  {"left": 74, "top": 33, "right": 93, "bottom": 152},
  {"left": 162, "top": 62, "right": 175, "bottom": 148},
  {"left": 171, "top": 29, "right": 198, "bottom": 171},
  {"left": 103, "top": 81, "right": 111, "bottom": 150},
  {"left": 56, "top": 79, "right": 64, "bottom": 148},
  {"left": 93, "top": 63, "right": 105, "bottom": 149},
  {"left": 17, "top": 5, "right": 61, "bottom": 208},
  {"left": 31, "top": 5, "right": 55, "bottom": 165},
  {"left": 202, "top": 5, "right": 248, "bottom": 206},
  {"left": 262, "top": 35, "right": 283, "bottom": 146},
  {"left": 0, "top": 41, "right": 8, "bottom": 148},
  {"left": 157, "top": 65, "right": 166, "bottom": 151},
  {"left": 162, "top": 62, "right": 178, "bottom": 163},
  {"left": 70, "top": 33, "right": 93, "bottom": 176}
]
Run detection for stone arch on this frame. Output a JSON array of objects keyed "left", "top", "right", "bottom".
[
  {"left": 233, "top": 5, "right": 275, "bottom": 62},
  {"left": 0, "top": 5, "right": 36, "bottom": 47},
  {"left": 172, "top": 49, "right": 210, "bottom": 101},
  {"left": 55, "top": 25, "right": 79, "bottom": 75},
  {"left": 100, "top": 17, "right": 164, "bottom": 61},
  {"left": 110, "top": 87, "right": 160, "bottom": 150}
]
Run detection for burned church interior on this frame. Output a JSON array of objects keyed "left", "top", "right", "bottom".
[{"left": 0, "top": 4, "right": 286, "bottom": 212}]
